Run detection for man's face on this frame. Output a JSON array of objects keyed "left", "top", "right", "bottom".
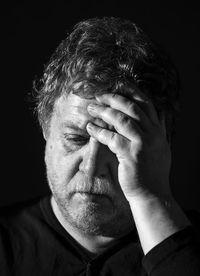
[{"left": 45, "top": 92, "right": 134, "bottom": 237}]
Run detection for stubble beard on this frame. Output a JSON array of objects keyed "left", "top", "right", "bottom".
[{"left": 48, "top": 173, "right": 134, "bottom": 237}]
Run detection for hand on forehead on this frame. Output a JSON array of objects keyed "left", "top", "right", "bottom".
[
  {"left": 55, "top": 85, "right": 152, "bottom": 134},
  {"left": 85, "top": 99, "right": 115, "bottom": 132},
  {"left": 74, "top": 83, "right": 150, "bottom": 129},
  {"left": 55, "top": 92, "right": 115, "bottom": 132}
]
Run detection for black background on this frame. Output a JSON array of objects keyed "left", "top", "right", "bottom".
[{"left": 1, "top": 1, "right": 200, "bottom": 210}]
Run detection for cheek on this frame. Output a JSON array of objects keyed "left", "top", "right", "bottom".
[{"left": 45, "top": 140, "right": 82, "bottom": 184}]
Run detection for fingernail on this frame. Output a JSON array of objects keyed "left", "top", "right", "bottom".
[
  {"left": 86, "top": 123, "right": 93, "bottom": 130},
  {"left": 88, "top": 103, "right": 96, "bottom": 108},
  {"left": 87, "top": 103, "right": 98, "bottom": 114}
]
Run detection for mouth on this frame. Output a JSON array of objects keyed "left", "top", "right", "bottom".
[{"left": 74, "top": 192, "right": 112, "bottom": 202}]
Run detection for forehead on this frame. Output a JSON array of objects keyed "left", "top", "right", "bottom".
[{"left": 53, "top": 93, "right": 99, "bottom": 130}]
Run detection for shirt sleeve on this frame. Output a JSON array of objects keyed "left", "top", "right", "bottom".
[{"left": 142, "top": 225, "right": 200, "bottom": 276}]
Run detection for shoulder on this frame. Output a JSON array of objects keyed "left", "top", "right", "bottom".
[
  {"left": 0, "top": 195, "right": 49, "bottom": 236},
  {"left": 0, "top": 195, "right": 53, "bottom": 257}
]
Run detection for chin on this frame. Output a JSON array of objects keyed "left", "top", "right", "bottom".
[
  {"left": 69, "top": 199, "right": 115, "bottom": 225},
  {"left": 70, "top": 212, "right": 121, "bottom": 236},
  {"left": 52, "top": 187, "right": 134, "bottom": 237},
  {"left": 63, "top": 199, "right": 133, "bottom": 237}
]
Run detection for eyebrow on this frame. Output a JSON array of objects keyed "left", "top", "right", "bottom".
[{"left": 61, "top": 121, "right": 86, "bottom": 131}]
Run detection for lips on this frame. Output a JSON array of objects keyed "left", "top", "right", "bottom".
[
  {"left": 76, "top": 191, "right": 111, "bottom": 198},
  {"left": 74, "top": 192, "right": 112, "bottom": 202},
  {"left": 72, "top": 184, "right": 111, "bottom": 197}
]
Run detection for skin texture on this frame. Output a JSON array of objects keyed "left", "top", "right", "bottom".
[
  {"left": 45, "top": 87, "right": 190, "bottom": 254},
  {"left": 87, "top": 88, "right": 171, "bottom": 199},
  {"left": 45, "top": 92, "right": 134, "bottom": 241}
]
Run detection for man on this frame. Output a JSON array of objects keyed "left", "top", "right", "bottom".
[{"left": 0, "top": 17, "right": 200, "bottom": 275}]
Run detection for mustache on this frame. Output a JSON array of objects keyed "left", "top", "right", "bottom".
[{"left": 67, "top": 176, "right": 115, "bottom": 199}]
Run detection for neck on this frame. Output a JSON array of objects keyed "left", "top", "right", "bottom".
[{"left": 51, "top": 196, "right": 120, "bottom": 254}]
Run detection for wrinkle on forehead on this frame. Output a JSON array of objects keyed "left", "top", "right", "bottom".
[{"left": 54, "top": 93, "right": 111, "bottom": 131}]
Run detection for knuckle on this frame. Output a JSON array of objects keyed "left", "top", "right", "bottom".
[
  {"left": 118, "top": 113, "right": 131, "bottom": 126},
  {"left": 91, "top": 125, "right": 102, "bottom": 138},
  {"left": 109, "top": 133, "right": 117, "bottom": 149},
  {"left": 131, "top": 137, "right": 143, "bottom": 151},
  {"left": 110, "top": 133, "right": 126, "bottom": 151},
  {"left": 110, "top": 131, "right": 116, "bottom": 142},
  {"left": 127, "top": 102, "right": 136, "bottom": 113},
  {"left": 97, "top": 127, "right": 104, "bottom": 137},
  {"left": 127, "top": 102, "right": 140, "bottom": 119},
  {"left": 117, "top": 135, "right": 128, "bottom": 149}
]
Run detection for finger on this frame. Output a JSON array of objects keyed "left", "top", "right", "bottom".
[
  {"left": 86, "top": 122, "right": 130, "bottom": 156},
  {"left": 96, "top": 93, "right": 148, "bottom": 124},
  {"left": 87, "top": 103, "right": 142, "bottom": 141},
  {"left": 96, "top": 87, "right": 160, "bottom": 125},
  {"left": 130, "top": 86, "right": 160, "bottom": 124}
]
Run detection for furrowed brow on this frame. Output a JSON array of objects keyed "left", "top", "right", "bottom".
[{"left": 61, "top": 121, "right": 86, "bottom": 132}]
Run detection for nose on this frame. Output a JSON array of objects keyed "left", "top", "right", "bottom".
[{"left": 79, "top": 137, "right": 116, "bottom": 178}]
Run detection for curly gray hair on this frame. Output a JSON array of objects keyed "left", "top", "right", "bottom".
[{"left": 34, "top": 17, "right": 180, "bottom": 142}]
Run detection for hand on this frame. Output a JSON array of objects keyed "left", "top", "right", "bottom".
[{"left": 86, "top": 87, "right": 172, "bottom": 201}]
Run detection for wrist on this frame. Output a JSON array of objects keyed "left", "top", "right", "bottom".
[
  {"left": 128, "top": 191, "right": 191, "bottom": 232},
  {"left": 127, "top": 190, "right": 191, "bottom": 254},
  {"left": 126, "top": 187, "right": 173, "bottom": 205}
]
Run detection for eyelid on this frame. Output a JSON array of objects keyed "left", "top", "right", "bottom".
[
  {"left": 63, "top": 134, "right": 90, "bottom": 147},
  {"left": 64, "top": 133, "right": 89, "bottom": 139}
]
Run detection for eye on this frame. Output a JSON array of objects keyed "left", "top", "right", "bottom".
[{"left": 64, "top": 134, "right": 89, "bottom": 146}]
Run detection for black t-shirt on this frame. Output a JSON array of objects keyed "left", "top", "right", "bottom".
[{"left": 0, "top": 195, "right": 200, "bottom": 276}]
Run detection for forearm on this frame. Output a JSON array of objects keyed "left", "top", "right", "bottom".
[{"left": 128, "top": 193, "right": 191, "bottom": 255}]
